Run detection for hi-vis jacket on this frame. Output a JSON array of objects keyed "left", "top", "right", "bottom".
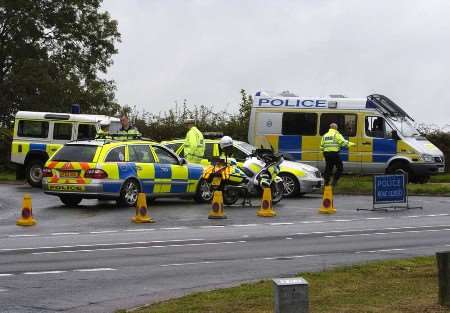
[
  {"left": 320, "top": 129, "right": 354, "bottom": 152},
  {"left": 184, "top": 126, "right": 205, "bottom": 162}
]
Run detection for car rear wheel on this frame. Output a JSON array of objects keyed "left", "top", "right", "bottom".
[
  {"left": 194, "top": 179, "right": 213, "bottom": 203},
  {"left": 279, "top": 173, "right": 299, "bottom": 197},
  {"left": 59, "top": 196, "right": 82, "bottom": 207},
  {"left": 117, "top": 179, "right": 140, "bottom": 207},
  {"left": 26, "top": 159, "right": 44, "bottom": 187}
]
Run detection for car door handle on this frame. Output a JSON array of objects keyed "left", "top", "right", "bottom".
[
  {"left": 362, "top": 142, "right": 371, "bottom": 145},
  {"left": 136, "top": 166, "right": 143, "bottom": 171}
]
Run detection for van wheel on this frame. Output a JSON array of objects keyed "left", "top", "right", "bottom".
[
  {"left": 59, "top": 196, "right": 82, "bottom": 207},
  {"left": 117, "top": 179, "right": 140, "bottom": 207},
  {"left": 279, "top": 173, "right": 299, "bottom": 197},
  {"left": 386, "top": 161, "right": 410, "bottom": 177},
  {"left": 26, "top": 159, "right": 44, "bottom": 187}
]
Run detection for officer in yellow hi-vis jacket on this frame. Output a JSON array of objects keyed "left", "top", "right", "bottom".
[
  {"left": 320, "top": 123, "right": 355, "bottom": 187},
  {"left": 117, "top": 114, "right": 141, "bottom": 140},
  {"left": 184, "top": 118, "right": 205, "bottom": 163}
]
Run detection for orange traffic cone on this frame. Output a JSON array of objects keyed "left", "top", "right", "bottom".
[
  {"left": 132, "top": 193, "right": 154, "bottom": 223},
  {"left": 319, "top": 185, "right": 336, "bottom": 214},
  {"left": 208, "top": 190, "right": 227, "bottom": 219},
  {"left": 257, "top": 187, "right": 276, "bottom": 217},
  {"left": 16, "top": 194, "right": 36, "bottom": 226}
]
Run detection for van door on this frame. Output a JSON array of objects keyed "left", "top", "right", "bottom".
[
  {"left": 319, "top": 113, "right": 360, "bottom": 173},
  {"left": 362, "top": 115, "right": 397, "bottom": 174},
  {"left": 254, "top": 112, "right": 282, "bottom": 151}
]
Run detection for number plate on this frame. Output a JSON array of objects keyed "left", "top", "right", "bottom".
[
  {"left": 438, "top": 167, "right": 445, "bottom": 173},
  {"left": 212, "top": 177, "right": 221, "bottom": 186},
  {"left": 60, "top": 171, "right": 80, "bottom": 178},
  {"left": 48, "top": 185, "right": 84, "bottom": 192}
]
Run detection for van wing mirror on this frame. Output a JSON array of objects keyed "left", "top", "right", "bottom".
[{"left": 391, "top": 130, "right": 400, "bottom": 140}]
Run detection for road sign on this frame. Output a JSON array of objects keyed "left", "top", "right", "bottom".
[{"left": 373, "top": 174, "right": 406, "bottom": 204}]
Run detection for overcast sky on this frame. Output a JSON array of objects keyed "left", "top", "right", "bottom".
[{"left": 102, "top": 0, "right": 450, "bottom": 127}]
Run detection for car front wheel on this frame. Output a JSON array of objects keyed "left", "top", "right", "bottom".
[{"left": 194, "top": 179, "right": 213, "bottom": 203}]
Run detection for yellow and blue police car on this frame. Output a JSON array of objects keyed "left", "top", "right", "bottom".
[
  {"left": 42, "top": 138, "right": 208, "bottom": 206},
  {"left": 161, "top": 138, "right": 323, "bottom": 197}
]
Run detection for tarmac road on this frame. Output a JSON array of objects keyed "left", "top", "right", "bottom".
[{"left": 0, "top": 183, "right": 450, "bottom": 312}]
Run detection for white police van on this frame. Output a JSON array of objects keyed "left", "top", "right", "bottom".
[
  {"left": 248, "top": 91, "right": 445, "bottom": 183},
  {"left": 11, "top": 111, "right": 120, "bottom": 187}
]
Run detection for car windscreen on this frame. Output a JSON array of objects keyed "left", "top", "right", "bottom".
[{"left": 52, "top": 145, "right": 98, "bottom": 162}]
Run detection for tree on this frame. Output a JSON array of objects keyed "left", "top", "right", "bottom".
[{"left": 0, "top": 0, "right": 121, "bottom": 126}]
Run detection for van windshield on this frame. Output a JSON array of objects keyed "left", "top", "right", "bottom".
[
  {"left": 52, "top": 145, "right": 98, "bottom": 162},
  {"left": 389, "top": 118, "right": 420, "bottom": 137}
]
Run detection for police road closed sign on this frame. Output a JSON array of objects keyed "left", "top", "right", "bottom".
[{"left": 373, "top": 174, "right": 407, "bottom": 204}]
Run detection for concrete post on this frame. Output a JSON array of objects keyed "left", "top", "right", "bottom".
[
  {"left": 437, "top": 251, "right": 450, "bottom": 306},
  {"left": 273, "top": 277, "right": 309, "bottom": 313}
]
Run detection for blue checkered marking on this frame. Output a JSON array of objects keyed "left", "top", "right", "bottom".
[
  {"left": 154, "top": 164, "right": 172, "bottom": 179},
  {"left": 118, "top": 163, "right": 136, "bottom": 179},
  {"left": 373, "top": 138, "right": 397, "bottom": 162},
  {"left": 30, "top": 143, "right": 46, "bottom": 151},
  {"left": 103, "top": 182, "right": 122, "bottom": 193},
  {"left": 188, "top": 166, "right": 203, "bottom": 180},
  {"left": 279, "top": 135, "right": 302, "bottom": 160},
  {"left": 171, "top": 180, "right": 188, "bottom": 193},
  {"left": 142, "top": 180, "right": 154, "bottom": 194}
]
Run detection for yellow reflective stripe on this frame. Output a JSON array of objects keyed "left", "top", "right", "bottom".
[
  {"left": 280, "top": 166, "right": 305, "bottom": 177},
  {"left": 101, "top": 163, "right": 120, "bottom": 179}
]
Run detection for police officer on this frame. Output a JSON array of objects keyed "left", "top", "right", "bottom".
[
  {"left": 320, "top": 123, "right": 355, "bottom": 187},
  {"left": 184, "top": 118, "right": 205, "bottom": 163},
  {"left": 117, "top": 114, "right": 141, "bottom": 140}
]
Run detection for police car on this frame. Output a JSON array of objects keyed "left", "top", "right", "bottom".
[
  {"left": 42, "top": 139, "right": 208, "bottom": 206},
  {"left": 161, "top": 138, "right": 323, "bottom": 197}
]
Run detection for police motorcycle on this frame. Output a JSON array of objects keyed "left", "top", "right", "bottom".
[{"left": 202, "top": 136, "right": 284, "bottom": 205}]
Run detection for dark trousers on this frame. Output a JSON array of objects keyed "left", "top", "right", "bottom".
[{"left": 323, "top": 151, "right": 343, "bottom": 186}]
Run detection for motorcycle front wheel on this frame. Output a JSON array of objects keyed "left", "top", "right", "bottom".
[{"left": 271, "top": 181, "right": 284, "bottom": 204}]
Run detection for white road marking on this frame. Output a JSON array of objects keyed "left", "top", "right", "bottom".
[
  {"left": 200, "top": 225, "right": 225, "bottom": 228},
  {"left": 161, "top": 261, "right": 216, "bottom": 267},
  {"left": 73, "top": 268, "right": 116, "bottom": 272},
  {"left": 332, "top": 219, "right": 354, "bottom": 222},
  {"left": 301, "top": 221, "right": 325, "bottom": 224},
  {"left": 325, "top": 228, "right": 450, "bottom": 238},
  {"left": 51, "top": 232, "right": 80, "bottom": 236},
  {"left": 0, "top": 238, "right": 205, "bottom": 252},
  {"left": 32, "top": 240, "right": 247, "bottom": 255},
  {"left": 23, "top": 271, "right": 67, "bottom": 275},
  {"left": 268, "top": 222, "right": 293, "bottom": 226},
  {"left": 0, "top": 274, "right": 14, "bottom": 277},
  {"left": 355, "top": 248, "right": 406, "bottom": 254},
  {"left": 366, "top": 217, "right": 385, "bottom": 220},
  {"left": 263, "top": 254, "right": 318, "bottom": 260},
  {"left": 0, "top": 288, "right": 7, "bottom": 292},
  {"left": 231, "top": 224, "right": 257, "bottom": 227},
  {"left": 89, "top": 230, "right": 118, "bottom": 234},
  {"left": 160, "top": 227, "right": 187, "bottom": 230},
  {"left": 285, "top": 237, "right": 293, "bottom": 240},
  {"left": 8, "top": 234, "right": 39, "bottom": 238},
  {"left": 124, "top": 228, "right": 155, "bottom": 232}
]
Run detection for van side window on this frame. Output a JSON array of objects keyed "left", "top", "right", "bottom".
[
  {"left": 282, "top": 113, "right": 317, "bottom": 135},
  {"left": 365, "top": 116, "right": 393, "bottom": 138},
  {"left": 320, "top": 114, "right": 357, "bottom": 137},
  {"left": 78, "top": 124, "right": 97, "bottom": 140},
  {"left": 53, "top": 123, "right": 72, "bottom": 140},
  {"left": 17, "top": 120, "right": 49, "bottom": 138},
  {"left": 105, "top": 146, "right": 125, "bottom": 162}
]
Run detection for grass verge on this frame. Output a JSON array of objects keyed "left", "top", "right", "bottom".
[
  {"left": 119, "top": 257, "right": 450, "bottom": 313},
  {"left": 0, "top": 169, "right": 16, "bottom": 181},
  {"left": 335, "top": 174, "right": 450, "bottom": 196}
]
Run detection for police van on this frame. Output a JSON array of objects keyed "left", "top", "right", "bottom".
[
  {"left": 11, "top": 111, "right": 121, "bottom": 187},
  {"left": 248, "top": 92, "right": 445, "bottom": 183}
]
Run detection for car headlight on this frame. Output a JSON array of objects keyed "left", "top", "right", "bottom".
[{"left": 422, "top": 154, "right": 434, "bottom": 162}]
